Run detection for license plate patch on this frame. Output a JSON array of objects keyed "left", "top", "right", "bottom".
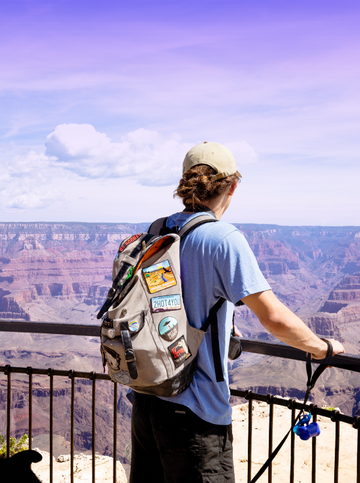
[
  {"left": 142, "top": 260, "right": 177, "bottom": 294},
  {"left": 151, "top": 294, "right": 181, "bottom": 313}
]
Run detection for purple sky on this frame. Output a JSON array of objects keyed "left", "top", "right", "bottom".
[{"left": 1, "top": 0, "right": 360, "bottom": 225}]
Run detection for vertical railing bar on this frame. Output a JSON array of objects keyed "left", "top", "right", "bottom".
[
  {"left": 113, "top": 382, "right": 117, "bottom": 483},
  {"left": 290, "top": 406, "right": 295, "bottom": 483},
  {"left": 334, "top": 419, "right": 340, "bottom": 483},
  {"left": 268, "top": 396, "right": 273, "bottom": 483},
  {"left": 247, "top": 392, "right": 253, "bottom": 483},
  {"left": 311, "top": 411, "right": 317, "bottom": 483},
  {"left": 91, "top": 372, "right": 96, "bottom": 483},
  {"left": 5, "top": 365, "right": 11, "bottom": 458},
  {"left": 357, "top": 423, "right": 360, "bottom": 483},
  {"left": 27, "top": 367, "right": 33, "bottom": 451},
  {"left": 70, "top": 371, "right": 75, "bottom": 483},
  {"left": 48, "top": 368, "right": 54, "bottom": 483}
]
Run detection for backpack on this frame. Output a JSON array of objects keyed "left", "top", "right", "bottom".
[{"left": 97, "top": 214, "right": 226, "bottom": 397}]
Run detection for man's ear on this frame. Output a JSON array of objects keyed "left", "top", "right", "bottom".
[{"left": 228, "top": 179, "right": 238, "bottom": 196}]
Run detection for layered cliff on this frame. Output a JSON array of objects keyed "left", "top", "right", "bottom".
[
  {"left": 1, "top": 222, "right": 360, "bottom": 461},
  {"left": 0, "top": 223, "right": 149, "bottom": 322}
]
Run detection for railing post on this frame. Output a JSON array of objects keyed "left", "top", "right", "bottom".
[
  {"left": 358, "top": 426, "right": 360, "bottom": 483},
  {"left": 5, "top": 365, "right": 11, "bottom": 458},
  {"left": 245, "top": 390, "right": 253, "bottom": 483},
  {"left": 48, "top": 368, "right": 54, "bottom": 483},
  {"left": 266, "top": 394, "right": 274, "bottom": 483},
  {"left": 113, "top": 382, "right": 118, "bottom": 483},
  {"left": 310, "top": 404, "right": 317, "bottom": 483},
  {"left": 26, "top": 366, "right": 33, "bottom": 451},
  {"left": 69, "top": 370, "right": 75, "bottom": 483},
  {"left": 90, "top": 371, "right": 96, "bottom": 483},
  {"left": 353, "top": 417, "right": 360, "bottom": 483},
  {"left": 331, "top": 410, "right": 340, "bottom": 483},
  {"left": 288, "top": 399, "right": 296, "bottom": 483}
]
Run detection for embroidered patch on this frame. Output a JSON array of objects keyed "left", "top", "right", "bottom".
[
  {"left": 142, "top": 260, "right": 177, "bottom": 294},
  {"left": 151, "top": 294, "right": 181, "bottom": 313},
  {"left": 168, "top": 336, "right": 191, "bottom": 368},
  {"left": 158, "top": 316, "right": 178, "bottom": 342},
  {"left": 118, "top": 234, "right": 142, "bottom": 253}
]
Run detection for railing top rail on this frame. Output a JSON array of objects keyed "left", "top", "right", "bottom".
[
  {"left": 1, "top": 319, "right": 359, "bottom": 372},
  {"left": 241, "top": 338, "right": 360, "bottom": 373},
  {"left": 0, "top": 320, "right": 100, "bottom": 337},
  {"left": 0, "top": 364, "right": 111, "bottom": 380}
]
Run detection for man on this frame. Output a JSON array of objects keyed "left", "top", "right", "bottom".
[{"left": 130, "top": 141, "right": 345, "bottom": 483}]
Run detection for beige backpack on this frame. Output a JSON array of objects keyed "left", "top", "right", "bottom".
[{"left": 98, "top": 216, "right": 225, "bottom": 397}]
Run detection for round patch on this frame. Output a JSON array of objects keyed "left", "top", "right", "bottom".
[
  {"left": 129, "top": 320, "right": 140, "bottom": 332},
  {"left": 107, "top": 328, "right": 116, "bottom": 339},
  {"left": 112, "top": 370, "right": 133, "bottom": 385},
  {"left": 158, "top": 316, "right": 178, "bottom": 342}
]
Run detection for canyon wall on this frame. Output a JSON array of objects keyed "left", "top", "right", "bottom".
[{"left": 1, "top": 222, "right": 360, "bottom": 458}]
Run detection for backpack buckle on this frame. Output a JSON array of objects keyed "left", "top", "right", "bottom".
[{"left": 125, "top": 349, "right": 136, "bottom": 362}]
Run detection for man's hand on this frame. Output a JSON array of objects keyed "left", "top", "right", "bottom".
[
  {"left": 242, "top": 290, "right": 345, "bottom": 357},
  {"left": 234, "top": 327, "right": 242, "bottom": 338},
  {"left": 311, "top": 338, "right": 345, "bottom": 359}
]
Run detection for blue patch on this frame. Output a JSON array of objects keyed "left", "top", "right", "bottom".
[{"left": 158, "top": 316, "right": 178, "bottom": 342}]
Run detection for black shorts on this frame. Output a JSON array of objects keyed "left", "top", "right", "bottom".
[{"left": 130, "top": 392, "right": 235, "bottom": 483}]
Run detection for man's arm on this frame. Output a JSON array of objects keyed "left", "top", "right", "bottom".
[{"left": 242, "top": 290, "right": 345, "bottom": 359}]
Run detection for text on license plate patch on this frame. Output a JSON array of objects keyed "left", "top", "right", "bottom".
[
  {"left": 142, "top": 260, "right": 177, "bottom": 294},
  {"left": 151, "top": 294, "right": 181, "bottom": 313}
]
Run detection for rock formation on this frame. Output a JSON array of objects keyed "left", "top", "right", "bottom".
[{"left": 1, "top": 222, "right": 360, "bottom": 464}]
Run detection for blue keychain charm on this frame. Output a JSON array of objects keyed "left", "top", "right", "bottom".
[{"left": 293, "top": 413, "right": 320, "bottom": 441}]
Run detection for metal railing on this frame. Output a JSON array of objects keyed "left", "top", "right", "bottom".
[
  {"left": 1, "top": 320, "right": 360, "bottom": 483},
  {"left": 0, "top": 364, "right": 117, "bottom": 483}
]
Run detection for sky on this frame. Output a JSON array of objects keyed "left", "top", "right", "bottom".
[{"left": 0, "top": 0, "right": 360, "bottom": 226}]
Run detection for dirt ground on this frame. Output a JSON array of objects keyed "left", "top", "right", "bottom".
[{"left": 232, "top": 401, "right": 358, "bottom": 483}]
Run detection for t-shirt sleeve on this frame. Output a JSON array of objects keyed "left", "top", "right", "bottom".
[{"left": 213, "top": 228, "right": 271, "bottom": 304}]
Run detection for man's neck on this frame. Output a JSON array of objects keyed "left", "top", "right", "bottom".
[{"left": 183, "top": 197, "right": 229, "bottom": 220}]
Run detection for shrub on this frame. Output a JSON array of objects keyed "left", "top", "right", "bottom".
[{"left": 0, "top": 432, "right": 29, "bottom": 458}]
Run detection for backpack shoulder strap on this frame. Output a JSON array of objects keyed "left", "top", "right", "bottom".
[
  {"left": 179, "top": 214, "right": 218, "bottom": 240},
  {"left": 201, "top": 297, "right": 226, "bottom": 382},
  {"left": 148, "top": 213, "right": 217, "bottom": 238},
  {"left": 148, "top": 217, "right": 167, "bottom": 235}
]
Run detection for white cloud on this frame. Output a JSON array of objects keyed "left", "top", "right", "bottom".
[
  {"left": 44, "top": 124, "right": 188, "bottom": 184},
  {"left": 0, "top": 150, "right": 60, "bottom": 211},
  {"left": 8, "top": 151, "right": 54, "bottom": 175},
  {"left": 5, "top": 190, "right": 60, "bottom": 210},
  {"left": 45, "top": 124, "right": 257, "bottom": 185},
  {"left": 0, "top": 124, "right": 257, "bottom": 212}
]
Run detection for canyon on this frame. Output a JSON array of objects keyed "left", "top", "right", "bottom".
[{"left": 0, "top": 222, "right": 360, "bottom": 463}]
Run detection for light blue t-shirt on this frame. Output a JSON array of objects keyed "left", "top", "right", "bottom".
[{"left": 160, "top": 212, "right": 271, "bottom": 425}]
